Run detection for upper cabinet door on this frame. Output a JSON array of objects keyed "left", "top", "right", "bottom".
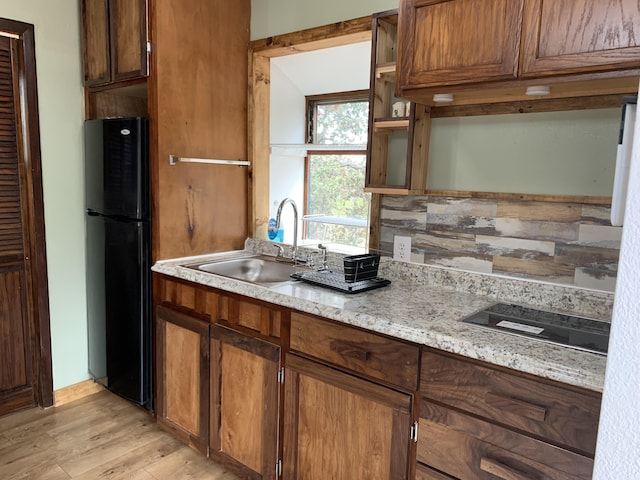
[
  {"left": 82, "top": 0, "right": 110, "bottom": 86},
  {"left": 109, "top": 0, "right": 149, "bottom": 82},
  {"left": 150, "top": 0, "right": 249, "bottom": 260},
  {"left": 520, "top": 0, "right": 640, "bottom": 77},
  {"left": 81, "top": 0, "right": 148, "bottom": 86},
  {"left": 397, "top": 0, "right": 525, "bottom": 92}
]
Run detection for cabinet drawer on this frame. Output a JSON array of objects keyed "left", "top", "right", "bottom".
[
  {"left": 218, "top": 295, "right": 282, "bottom": 339},
  {"left": 155, "top": 275, "right": 217, "bottom": 318},
  {"left": 418, "top": 400, "right": 594, "bottom": 480},
  {"left": 420, "top": 349, "right": 601, "bottom": 454},
  {"left": 290, "top": 312, "right": 419, "bottom": 390},
  {"left": 416, "top": 463, "right": 456, "bottom": 480}
]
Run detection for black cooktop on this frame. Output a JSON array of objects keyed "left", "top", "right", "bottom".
[{"left": 461, "top": 303, "right": 610, "bottom": 355}]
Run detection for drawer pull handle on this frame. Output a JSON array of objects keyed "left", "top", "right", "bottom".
[
  {"left": 480, "top": 457, "right": 533, "bottom": 480},
  {"left": 329, "top": 340, "right": 371, "bottom": 361},
  {"left": 485, "top": 392, "right": 547, "bottom": 422}
]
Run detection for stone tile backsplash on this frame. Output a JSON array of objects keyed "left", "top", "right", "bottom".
[{"left": 379, "top": 196, "right": 621, "bottom": 292}]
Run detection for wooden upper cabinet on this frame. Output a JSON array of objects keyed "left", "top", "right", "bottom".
[
  {"left": 109, "top": 0, "right": 149, "bottom": 82},
  {"left": 82, "top": 0, "right": 110, "bottom": 86},
  {"left": 396, "top": 0, "right": 640, "bottom": 104},
  {"left": 396, "top": 0, "right": 524, "bottom": 92},
  {"left": 81, "top": 0, "right": 148, "bottom": 86},
  {"left": 151, "top": 0, "right": 249, "bottom": 260},
  {"left": 520, "top": 0, "right": 640, "bottom": 77}
]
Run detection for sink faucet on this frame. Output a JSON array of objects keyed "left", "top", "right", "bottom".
[{"left": 275, "top": 198, "right": 300, "bottom": 263}]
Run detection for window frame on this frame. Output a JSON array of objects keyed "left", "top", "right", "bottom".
[{"left": 303, "top": 91, "right": 370, "bottom": 243}]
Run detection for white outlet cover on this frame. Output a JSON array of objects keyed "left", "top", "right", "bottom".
[{"left": 393, "top": 235, "right": 412, "bottom": 262}]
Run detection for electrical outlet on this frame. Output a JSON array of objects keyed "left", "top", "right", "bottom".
[{"left": 393, "top": 235, "right": 412, "bottom": 262}]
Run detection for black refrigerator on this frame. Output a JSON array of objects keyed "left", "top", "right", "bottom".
[{"left": 85, "top": 117, "right": 152, "bottom": 408}]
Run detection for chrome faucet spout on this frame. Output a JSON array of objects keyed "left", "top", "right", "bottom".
[{"left": 275, "top": 198, "right": 299, "bottom": 260}]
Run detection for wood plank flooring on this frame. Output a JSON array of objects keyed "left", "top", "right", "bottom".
[{"left": 0, "top": 389, "right": 240, "bottom": 480}]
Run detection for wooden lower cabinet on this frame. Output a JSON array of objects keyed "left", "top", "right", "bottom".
[
  {"left": 417, "top": 400, "right": 594, "bottom": 480},
  {"left": 290, "top": 312, "right": 420, "bottom": 391},
  {"left": 282, "top": 353, "right": 414, "bottom": 480},
  {"left": 209, "top": 325, "right": 280, "bottom": 479},
  {"left": 416, "top": 463, "right": 456, "bottom": 480},
  {"left": 417, "top": 349, "right": 601, "bottom": 480},
  {"left": 155, "top": 305, "right": 210, "bottom": 455},
  {"left": 155, "top": 281, "right": 602, "bottom": 480},
  {"left": 420, "top": 349, "right": 601, "bottom": 455}
]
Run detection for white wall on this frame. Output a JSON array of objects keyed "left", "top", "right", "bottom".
[
  {"left": 268, "top": 43, "right": 372, "bottom": 245},
  {"left": 593, "top": 91, "right": 640, "bottom": 478},
  {"left": 0, "top": 1, "right": 88, "bottom": 390},
  {"left": 269, "top": 63, "right": 306, "bottom": 244}
]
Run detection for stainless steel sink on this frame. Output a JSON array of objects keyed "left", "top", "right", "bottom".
[{"left": 190, "top": 254, "right": 306, "bottom": 285}]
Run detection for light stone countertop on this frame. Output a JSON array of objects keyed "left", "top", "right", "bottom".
[{"left": 153, "top": 240, "right": 612, "bottom": 392}]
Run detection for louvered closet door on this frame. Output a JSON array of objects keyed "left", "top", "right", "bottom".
[{"left": 0, "top": 35, "right": 36, "bottom": 416}]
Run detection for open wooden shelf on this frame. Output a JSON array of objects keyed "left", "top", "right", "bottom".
[
  {"left": 373, "top": 118, "right": 410, "bottom": 130},
  {"left": 375, "top": 62, "right": 396, "bottom": 79}
]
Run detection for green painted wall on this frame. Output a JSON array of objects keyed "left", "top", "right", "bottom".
[
  {"left": 428, "top": 109, "right": 620, "bottom": 196},
  {"left": 251, "top": 0, "right": 398, "bottom": 39},
  {"left": 0, "top": 1, "right": 88, "bottom": 390}
]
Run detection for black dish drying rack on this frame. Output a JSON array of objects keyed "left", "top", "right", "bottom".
[{"left": 290, "top": 254, "right": 390, "bottom": 294}]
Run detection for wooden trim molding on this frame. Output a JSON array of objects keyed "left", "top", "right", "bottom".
[
  {"left": 54, "top": 380, "right": 104, "bottom": 407},
  {"left": 0, "top": 18, "right": 53, "bottom": 409},
  {"left": 249, "top": 16, "right": 372, "bottom": 58},
  {"left": 248, "top": 18, "right": 373, "bottom": 240},
  {"left": 424, "top": 190, "right": 612, "bottom": 206},
  {"left": 430, "top": 93, "right": 630, "bottom": 118}
]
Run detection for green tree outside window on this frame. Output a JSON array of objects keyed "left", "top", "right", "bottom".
[{"left": 306, "top": 99, "right": 370, "bottom": 249}]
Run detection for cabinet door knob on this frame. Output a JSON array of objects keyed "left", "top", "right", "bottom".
[
  {"left": 329, "top": 340, "right": 371, "bottom": 361},
  {"left": 480, "top": 457, "right": 534, "bottom": 480},
  {"left": 485, "top": 392, "right": 547, "bottom": 422}
]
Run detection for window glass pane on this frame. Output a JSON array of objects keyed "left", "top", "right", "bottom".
[
  {"left": 307, "top": 154, "right": 370, "bottom": 249},
  {"left": 315, "top": 101, "right": 369, "bottom": 145}
]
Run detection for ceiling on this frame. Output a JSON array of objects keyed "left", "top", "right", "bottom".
[{"left": 271, "top": 41, "right": 372, "bottom": 96}]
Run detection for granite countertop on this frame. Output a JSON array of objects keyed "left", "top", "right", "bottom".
[{"left": 152, "top": 240, "right": 613, "bottom": 392}]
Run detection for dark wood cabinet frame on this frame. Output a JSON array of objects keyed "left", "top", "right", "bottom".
[{"left": 0, "top": 18, "right": 53, "bottom": 409}]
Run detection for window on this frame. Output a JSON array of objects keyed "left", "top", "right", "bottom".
[{"left": 305, "top": 93, "right": 370, "bottom": 252}]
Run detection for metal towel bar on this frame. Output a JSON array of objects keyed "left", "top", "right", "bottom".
[{"left": 168, "top": 154, "right": 250, "bottom": 167}]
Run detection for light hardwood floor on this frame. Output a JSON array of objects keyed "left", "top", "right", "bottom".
[{"left": 0, "top": 389, "right": 240, "bottom": 480}]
